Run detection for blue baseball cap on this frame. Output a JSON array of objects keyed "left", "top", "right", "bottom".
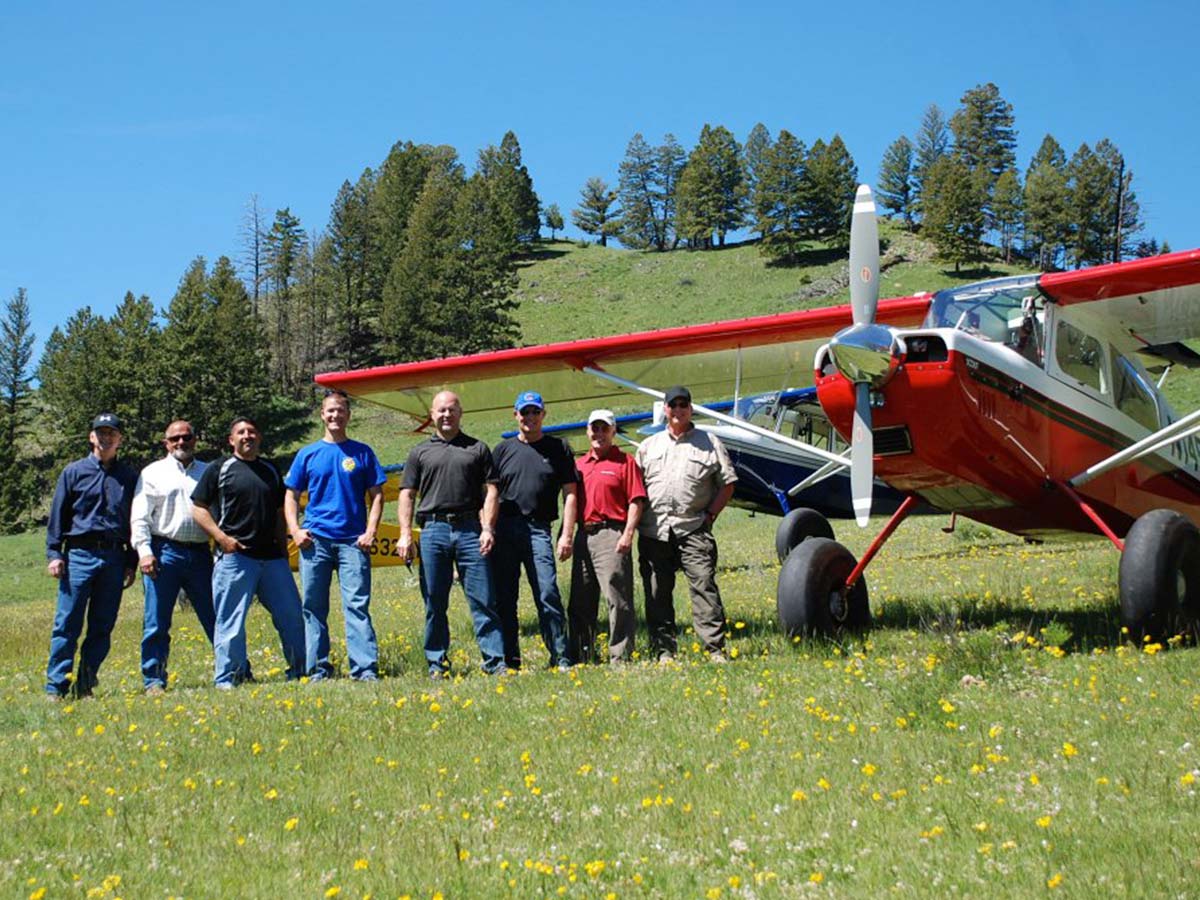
[{"left": 514, "top": 390, "right": 545, "bottom": 411}]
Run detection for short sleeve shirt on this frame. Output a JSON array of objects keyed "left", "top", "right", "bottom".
[
  {"left": 192, "top": 455, "right": 287, "bottom": 559},
  {"left": 285, "top": 438, "right": 387, "bottom": 540},
  {"left": 493, "top": 435, "right": 578, "bottom": 522},
  {"left": 636, "top": 426, "right": 738, "bottom": 540},
  {"left": 401, "top": 431, "right": 497, "bottom": 515},
  {"left": 576, "top": 445, "right": 646, "bottom": 524}
]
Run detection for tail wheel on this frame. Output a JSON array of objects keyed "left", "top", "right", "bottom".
[
  {"left": 775, "top": 508, "right": 835, "bottom": 562},
  {"left": 1118, "top": 509, "right": 1200, "bottom": 643},
  {"left": 777, "top": 537, "right": 871, "bottom": 637}
]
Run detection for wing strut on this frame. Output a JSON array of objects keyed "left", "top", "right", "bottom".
[
  {"left": 581, "top": 366, "right": 850, "bottom": 469},
  {"left": 1067, "top": 406, "right": 1200, "bottom": 487}
]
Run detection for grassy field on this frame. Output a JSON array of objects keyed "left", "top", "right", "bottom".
[
  {"left": 2, "top": 512, "right": 1198, "bottom": 898},
  {"left": 5, "top": 239, "right": 1199, "bottom": 897}
]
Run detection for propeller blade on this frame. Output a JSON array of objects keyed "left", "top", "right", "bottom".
[
  {"left": 851, "top": 382, "right": 874, "bottom": 527},
  {"left": 849, "top": 184, "right": 880, "bottom": 327}
]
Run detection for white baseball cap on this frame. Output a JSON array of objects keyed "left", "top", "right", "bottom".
[{"left": 587, "top": 409, "right": 616, "bottom": 427}]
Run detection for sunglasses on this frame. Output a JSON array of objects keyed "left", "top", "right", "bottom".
[
  {"left": 166, "top": 433, "right": 195, "bottom": 443},
  {"left": 518, "top": 407, "right": 544, "bottom": 416},
  {"left": 668, "top": 400, "right": 691, "bottom": 409}
]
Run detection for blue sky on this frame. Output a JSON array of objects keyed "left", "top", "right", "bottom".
[{"left": 3, "top": 1, "right": 1198, "bottom": 355}]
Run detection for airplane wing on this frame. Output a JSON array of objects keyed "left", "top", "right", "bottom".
[
  {"left": 314, "top": 296, "right": 932, "bottom": 423},
  {"left": 1040, "top": 249, "right": 1200, "bottom": 352}
]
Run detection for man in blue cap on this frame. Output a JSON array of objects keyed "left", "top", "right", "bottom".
[
  {"left": 491, "top": 390, "right": 578, "bottom": 670},
  {"left": 45, "top": 412, "right": 138, "bottom": 699}
]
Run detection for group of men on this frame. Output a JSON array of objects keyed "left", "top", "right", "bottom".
[
  {"left": 43, "top": 382, "right": 738, "bottom": 697},
  {"left": 397, "top": 386, "right": 737, "bottom": 679}
]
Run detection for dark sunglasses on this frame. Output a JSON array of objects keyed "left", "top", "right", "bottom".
[
  {"left": 668, "top": 400, "right": 691, "bottom": 409},
  {"left": 518, "top": 406, "right": 544, "bottom": 416},
  {"left": 166, "top": 433, "right": 195, "bottom": 443}
]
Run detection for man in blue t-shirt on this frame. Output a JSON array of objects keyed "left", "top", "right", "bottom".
[{"left": 285, "top": 390, "right": 387, "bottom": 681}]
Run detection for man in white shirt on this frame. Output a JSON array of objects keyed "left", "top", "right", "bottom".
[{"left": 130, "top": 420, "right": 220, "bottom": 694}]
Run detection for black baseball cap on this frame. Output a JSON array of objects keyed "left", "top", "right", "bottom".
[
  {"left": 664, "top": 386, "right": 692, "bottom": 405},
  {"left": 91, "top": 412, "right": 122, "bottom": 431}
]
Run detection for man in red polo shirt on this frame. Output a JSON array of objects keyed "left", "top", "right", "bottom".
[{"left": 568, "top": 409, "right": 647, "bottom": 663}]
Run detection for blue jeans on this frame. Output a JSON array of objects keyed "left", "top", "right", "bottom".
[
  {"left": 46, "top": 547, "right": 126, "bottom": 697},
  {"left": 493, "top": 515, "right": 570, "bottom": 668},
  {"left": 211, "top": 552, "right": 305, "bottom": 687},
  {"left": 299, "top": 535, "right": 377, "bottom": 680},
  {"left": 417, "top": 520, "right": 505, "bottom": 674},
  {"left": 141, "top": 538, "right": 216, "bottom": 689}
]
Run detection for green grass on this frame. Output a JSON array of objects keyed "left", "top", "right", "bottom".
[
  {"left": 3, "top": 513, "right": 1198, "bottom": 897},
  {"left": 6, "top": 236, "right": 1200, "bottom": 896}
]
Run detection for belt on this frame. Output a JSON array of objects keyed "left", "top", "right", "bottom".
[
  {"left": 418, "top": 511, "right": 480, "bottom": 526},
  {"left": 157, "top": 536, "right": 209, "bottom": 548},
  {"left": 68, "top": 533, "right": 125, "bottom": 551},
  {"left": 582, "top": 519, "right": 623, "bottom": 535}
]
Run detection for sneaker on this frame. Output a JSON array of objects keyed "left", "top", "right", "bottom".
[
  {"left": 214, "top": 682, "right": 234, "bottom": 692},
  {"left": 429, "top": 669, "right": 448, "bottom": 681},
  {"left": 145, "top": 684, "right": 166, "bottom": 696},
  {"left": 45, "top": 691, "right": 64, "bottom": 703},
  {"left": 657, "top": 651, "right": 675, "bottom": 665},
  {"left": 556, "top": 661, "right": 572, "bottom": 673},
  {"left": 355, "top": 673, "right": 379, "bottom": 683},
  {"left": 709, "top": 651, "right": 729, "bottom": 664}
]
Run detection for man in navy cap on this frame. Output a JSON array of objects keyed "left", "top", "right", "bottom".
[
  {"left": 44, "top": 412, "right": 138, "bottom": 699},
  {"left": 491, "top": 390, "right": 578, "bottom": 671}
]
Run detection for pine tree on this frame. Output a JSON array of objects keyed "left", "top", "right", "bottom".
[
  {"left": 263, "top": 207, "right": 307, "bottom": 393},
  {"left": 106, "top": 292, "right": 167, "bottom": 456},
  {"left": 756, "top": 130, "right": 808, "bottom": 263},
  {"left": 914, "top": 104, "right": 951, "bottom": 210},
  {"left": 37, "top": 308, "right": 120, "bottom": 461},
  {"left": 617, "top": 133, "right": 684, "bottom": 251},
  {"left": 1095, "top": 139, "right": 1143, "bottom": 262},
  {"left": 802, "top": 135, "right": 858, "bottom": 247},
  {"left": 572, "top": 177, "right": 620, "bottom": 246},
  {"left": 877, "top": 136, "right": 916, "bottom": 228},
  {"left": 1023, "top": 135, "right": 1070, "bottom": 270},
  {"left": 991, "top": 169, "right": 1023, "bottom": 263},
  {"left": 950, "top": 83, "right": 1017, "bottom": 193},
  {"left": 743, "top": 123, "right": 773, "bottom": 239},
  {"left": 543, "top": 203, "right": 564, "bottom": 240},
  {"left": 1065, "top": 142, "right": 1114, "bottom": 267},
  {"left": 0, "top": 288, "right": 37, "bottom": 531},
  {"left": 921, "top": 156, "right": 984, "bottom": 272},
  {"left": 674, "top": 125, "right": 746, "bottom": 249},
  {"left": 239, "top": 194, "right": 268, "bottom": 315},
  {"left": 328, "top": 173, "right": 382, "bottom": 369},
  {"left": 477, "top": 131, "right": 541, "bottom": 251}
]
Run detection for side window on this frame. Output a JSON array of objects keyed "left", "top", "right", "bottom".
[
  {"left": 1112, "top": 352, "right": 1160, "bottom": 432},
  {"left": 1054, "top": 320, "right": 1107, "bottom": 394}
]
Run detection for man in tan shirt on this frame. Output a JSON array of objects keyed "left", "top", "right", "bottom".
[{"left": 636, "top": 386, "right": 737, "bottom": 662}]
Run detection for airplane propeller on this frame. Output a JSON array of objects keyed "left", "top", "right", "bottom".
[{"left": 827, "top": 184, "right": 900, "bottom": 527}]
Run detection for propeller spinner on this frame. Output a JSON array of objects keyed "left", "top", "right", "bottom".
[{"left": 827, "top": 185, "right": 902, "bottom": 526}]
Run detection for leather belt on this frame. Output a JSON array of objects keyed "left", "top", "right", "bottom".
[
  {"left": 582, "top": 520, "right": 622, "bottom": 535},
  {"left": 418, "top": 511, "right": 480, "bottom": 526},
  {"left": 68, "top": 533, "right": 125, "bottom": 551}
]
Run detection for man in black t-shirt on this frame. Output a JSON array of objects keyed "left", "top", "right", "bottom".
[
  {"left": 398, "top": 391, "right": 506, "bottom": 677},
  {"left": 492, "top": 390, "right": 577, "bottom": 671},
  {"left": 192, "top": 416, "right": 305, "bottom": 689}
]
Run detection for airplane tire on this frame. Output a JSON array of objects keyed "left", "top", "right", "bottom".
[
  {"left": 777, "top": 537, "right": 871, "bottom": 637},
  {"left": 775, "top": 508, "right": 835, "bottom": 563},
  {"left": 1118, "top": 509, "right": 1200, "bottom": 643}
]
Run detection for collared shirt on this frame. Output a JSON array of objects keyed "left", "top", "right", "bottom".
[
  {"left": 131, "top": 455, "right": 210, "bottom": 557},
  {"left": 46, "top": 453, "right": 138, "bottom": 563},
  {"left": 576, "top": 445, "right": 646, "bottom": 524},
  {"left": 401, "top": 431, "right": 498, "bottom": 515},
  {"left": 636, "top": 426, "right": 737, "bottom": 540}
]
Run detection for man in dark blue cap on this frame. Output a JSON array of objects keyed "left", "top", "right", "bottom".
[
  {"left": 45, "top": 412, "right": 138, "bottom": 699},
  {"left": 491, "top": 390, "right": 578, "bottom": 671}
]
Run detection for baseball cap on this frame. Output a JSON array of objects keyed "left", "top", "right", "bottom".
[
  {"left": 514, "top": 390, "right": 545, "bottom": 411},
  {"left": 92, "top": 412, "right": 123, "bottom": 431},
  {"left": 587, "top": 409, "right": 616, "bottom": 427},
  {"left": 664, "top": 386, "right": 692, "bottom": 406}
]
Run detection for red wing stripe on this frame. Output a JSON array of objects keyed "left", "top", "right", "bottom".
[{"left": 1040, "top": 248, "right": 1200, "bottom": 304}]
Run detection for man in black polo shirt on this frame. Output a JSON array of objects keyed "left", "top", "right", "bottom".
[
  {"left": 492, "top": 390, "right": 577, "bottom": 671},
  {"left": 398, "top": 390, "right": 506, "bottom": 677},
  {"left": 191, "top": 416, "right": 305, "bottom": 689}
]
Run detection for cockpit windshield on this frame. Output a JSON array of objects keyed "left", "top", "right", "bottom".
[{"left": 925, "top": 275, "right": 1045, "bottom": 364}]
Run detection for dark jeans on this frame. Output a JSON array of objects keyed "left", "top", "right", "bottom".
[
  {"left": 46, "top": 547, "right": 125, "bottom": 697},
  {"left": 493, "top": 515, "right": 570, "bottom": 668}
]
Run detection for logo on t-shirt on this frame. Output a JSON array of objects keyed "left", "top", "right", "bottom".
[{"left": 341, "top": 457, "right": 357, "bottom": 473}]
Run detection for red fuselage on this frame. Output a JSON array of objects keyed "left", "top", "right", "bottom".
[{"left": 817, "top": 340, "right": 1200, "bottom": 539}]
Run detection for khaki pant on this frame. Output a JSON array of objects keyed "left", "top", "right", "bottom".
[
  {"left": 638, "top": 527, "right": 726, "bottom": 655},
  {"left": 569, "top": 526, "right": 636, "bottom": 662}
]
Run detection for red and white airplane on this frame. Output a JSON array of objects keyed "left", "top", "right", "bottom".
[{"left": 315, "top": 190, "right": 1200, "bottom": 642}]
